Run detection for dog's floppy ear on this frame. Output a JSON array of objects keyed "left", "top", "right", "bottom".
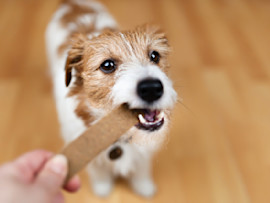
[
  {"left": 65, "top": 34, "right": 87, "bottom": 87},
  {"left": 65, "top": 55, "right": 82, "bottom": 87}
]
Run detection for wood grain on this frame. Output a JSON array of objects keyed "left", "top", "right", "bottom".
[{"left": 0, "top": 0, "right": 270, "bottom": 202}]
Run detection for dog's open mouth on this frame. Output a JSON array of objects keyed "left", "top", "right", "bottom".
[{"left": 134, "top": 109, "right": 164, "bottom": 131}]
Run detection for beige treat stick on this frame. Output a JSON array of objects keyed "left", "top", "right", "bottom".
[{"left": 61, "top": 105, "right": 138, "bottom": 182}]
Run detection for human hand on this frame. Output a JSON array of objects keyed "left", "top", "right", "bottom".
[{"left": 0, "top": 150, "right": 81, "bottom": 203}]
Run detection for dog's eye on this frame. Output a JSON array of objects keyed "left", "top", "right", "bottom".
[
  {"left": 150, "top": 51, "right": 160, "bottom": 64},
  {"left": 100, "top": 59, "right": 116, "bottom": 74}
]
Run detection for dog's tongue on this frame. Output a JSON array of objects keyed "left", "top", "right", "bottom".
[{"left": 144, "top": 109, "right": 157, "bottom": 122}]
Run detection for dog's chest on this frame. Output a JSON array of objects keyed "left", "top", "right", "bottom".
[{"left": 99, "top": 142, "right": 151, "bottom": 177}]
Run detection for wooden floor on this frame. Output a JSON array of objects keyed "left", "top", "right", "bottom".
[{"left": 1, "top": 0, "right": 270, "bottom": 202}]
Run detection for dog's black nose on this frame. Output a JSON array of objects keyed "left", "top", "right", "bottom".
[{"left": 137, "top": 79, "right": 164, "bottom": 103}]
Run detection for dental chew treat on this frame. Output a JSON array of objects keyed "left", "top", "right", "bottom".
[{"left": 61, "top": 105, "right": 138, "bottom": 181}]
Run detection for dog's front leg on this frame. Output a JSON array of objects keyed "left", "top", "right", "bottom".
[
  {"left": 87, "top": 160, "right": 114, "bottom": 197},
  {"left": 129, "top": 156, "right": 156, "bottom": 198}
]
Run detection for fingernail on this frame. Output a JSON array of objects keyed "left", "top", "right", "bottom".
[{"left": 48, "top": 154, "right": 67, "bottom": 175}]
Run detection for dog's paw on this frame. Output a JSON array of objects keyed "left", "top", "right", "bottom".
[
  {"left": 130, "top": 179, "right": 157, "bottom": 198},
  {"left": 91, "top": 181, "right": 113, "bottom": 197}
]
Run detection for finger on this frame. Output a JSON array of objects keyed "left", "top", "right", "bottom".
[
  {"left": 0, "top": 163, "right": 17, "bottom": 177},
  {"left": 35, "top": 154, "right": 68, "bottom": 193},
  {"left": 63, "top": 175, "right": 81, "bottom": 192},
  {"left": 52, "top": 192, "right": 65, "bottom": 203},
  {"left": 12, "top": 150, "right": 53, "bottom": 182}
]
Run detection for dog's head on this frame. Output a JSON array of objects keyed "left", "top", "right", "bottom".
[{"left": 65, "top": 25, "right": 177, "bottom": 148}]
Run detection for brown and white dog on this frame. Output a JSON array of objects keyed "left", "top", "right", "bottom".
[{"left": 46, "top": 0, "right": 177, "bottom": 197}]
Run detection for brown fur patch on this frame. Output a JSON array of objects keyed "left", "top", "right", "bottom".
[
  {"left": 121, "top": 25, "right": 170, "bottom": 70},
  {"left": 58, "top": 23, "right": 96, "bottom": 56},
  {"left": 60, "top": 2, "right": 95, "bottom": 27},
  {"left": 75, "top": 98, "right": 95, "bottom": 126},
  {"left": 65, "top": 33, "right": 86, "bottom": 80},
  {"left": 58, "top": 0, "right": 97, "bottom": 56}
]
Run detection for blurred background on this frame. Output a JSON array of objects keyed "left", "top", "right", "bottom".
[{"left": 1, "top": 0, "right": 270, "bottom": 202}]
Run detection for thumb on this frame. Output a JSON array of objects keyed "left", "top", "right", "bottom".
[{"left": 35, "top": 154, "right": 68, "bottom": 193}]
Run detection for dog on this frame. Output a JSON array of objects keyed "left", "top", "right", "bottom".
[{"left": 46, "top": 0, "right": 177, "bottom": 197}]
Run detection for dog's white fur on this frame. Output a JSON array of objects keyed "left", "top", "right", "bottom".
[{"left": 46, "top": 0, "right": 176, "bottom": 197}]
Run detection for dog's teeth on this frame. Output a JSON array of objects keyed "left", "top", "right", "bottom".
[
  {"left": 153, "top": 118, "right": 162, "bottom": 124},
  {"left": 158, "top": 111, "right": 165, "bottom": 120},
  {"left": 153, "top": 111, "right": 164, "bottom": 124},
  {"left": 138, "top": 114, "right": 147, "bottom": 124},
  {"left": 138, "top": 111, "right": 165, "bottom": 126}
]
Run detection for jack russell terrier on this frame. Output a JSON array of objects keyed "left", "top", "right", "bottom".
[{"left": 46, "top": 0, "right": 177, "bottom": 197}]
